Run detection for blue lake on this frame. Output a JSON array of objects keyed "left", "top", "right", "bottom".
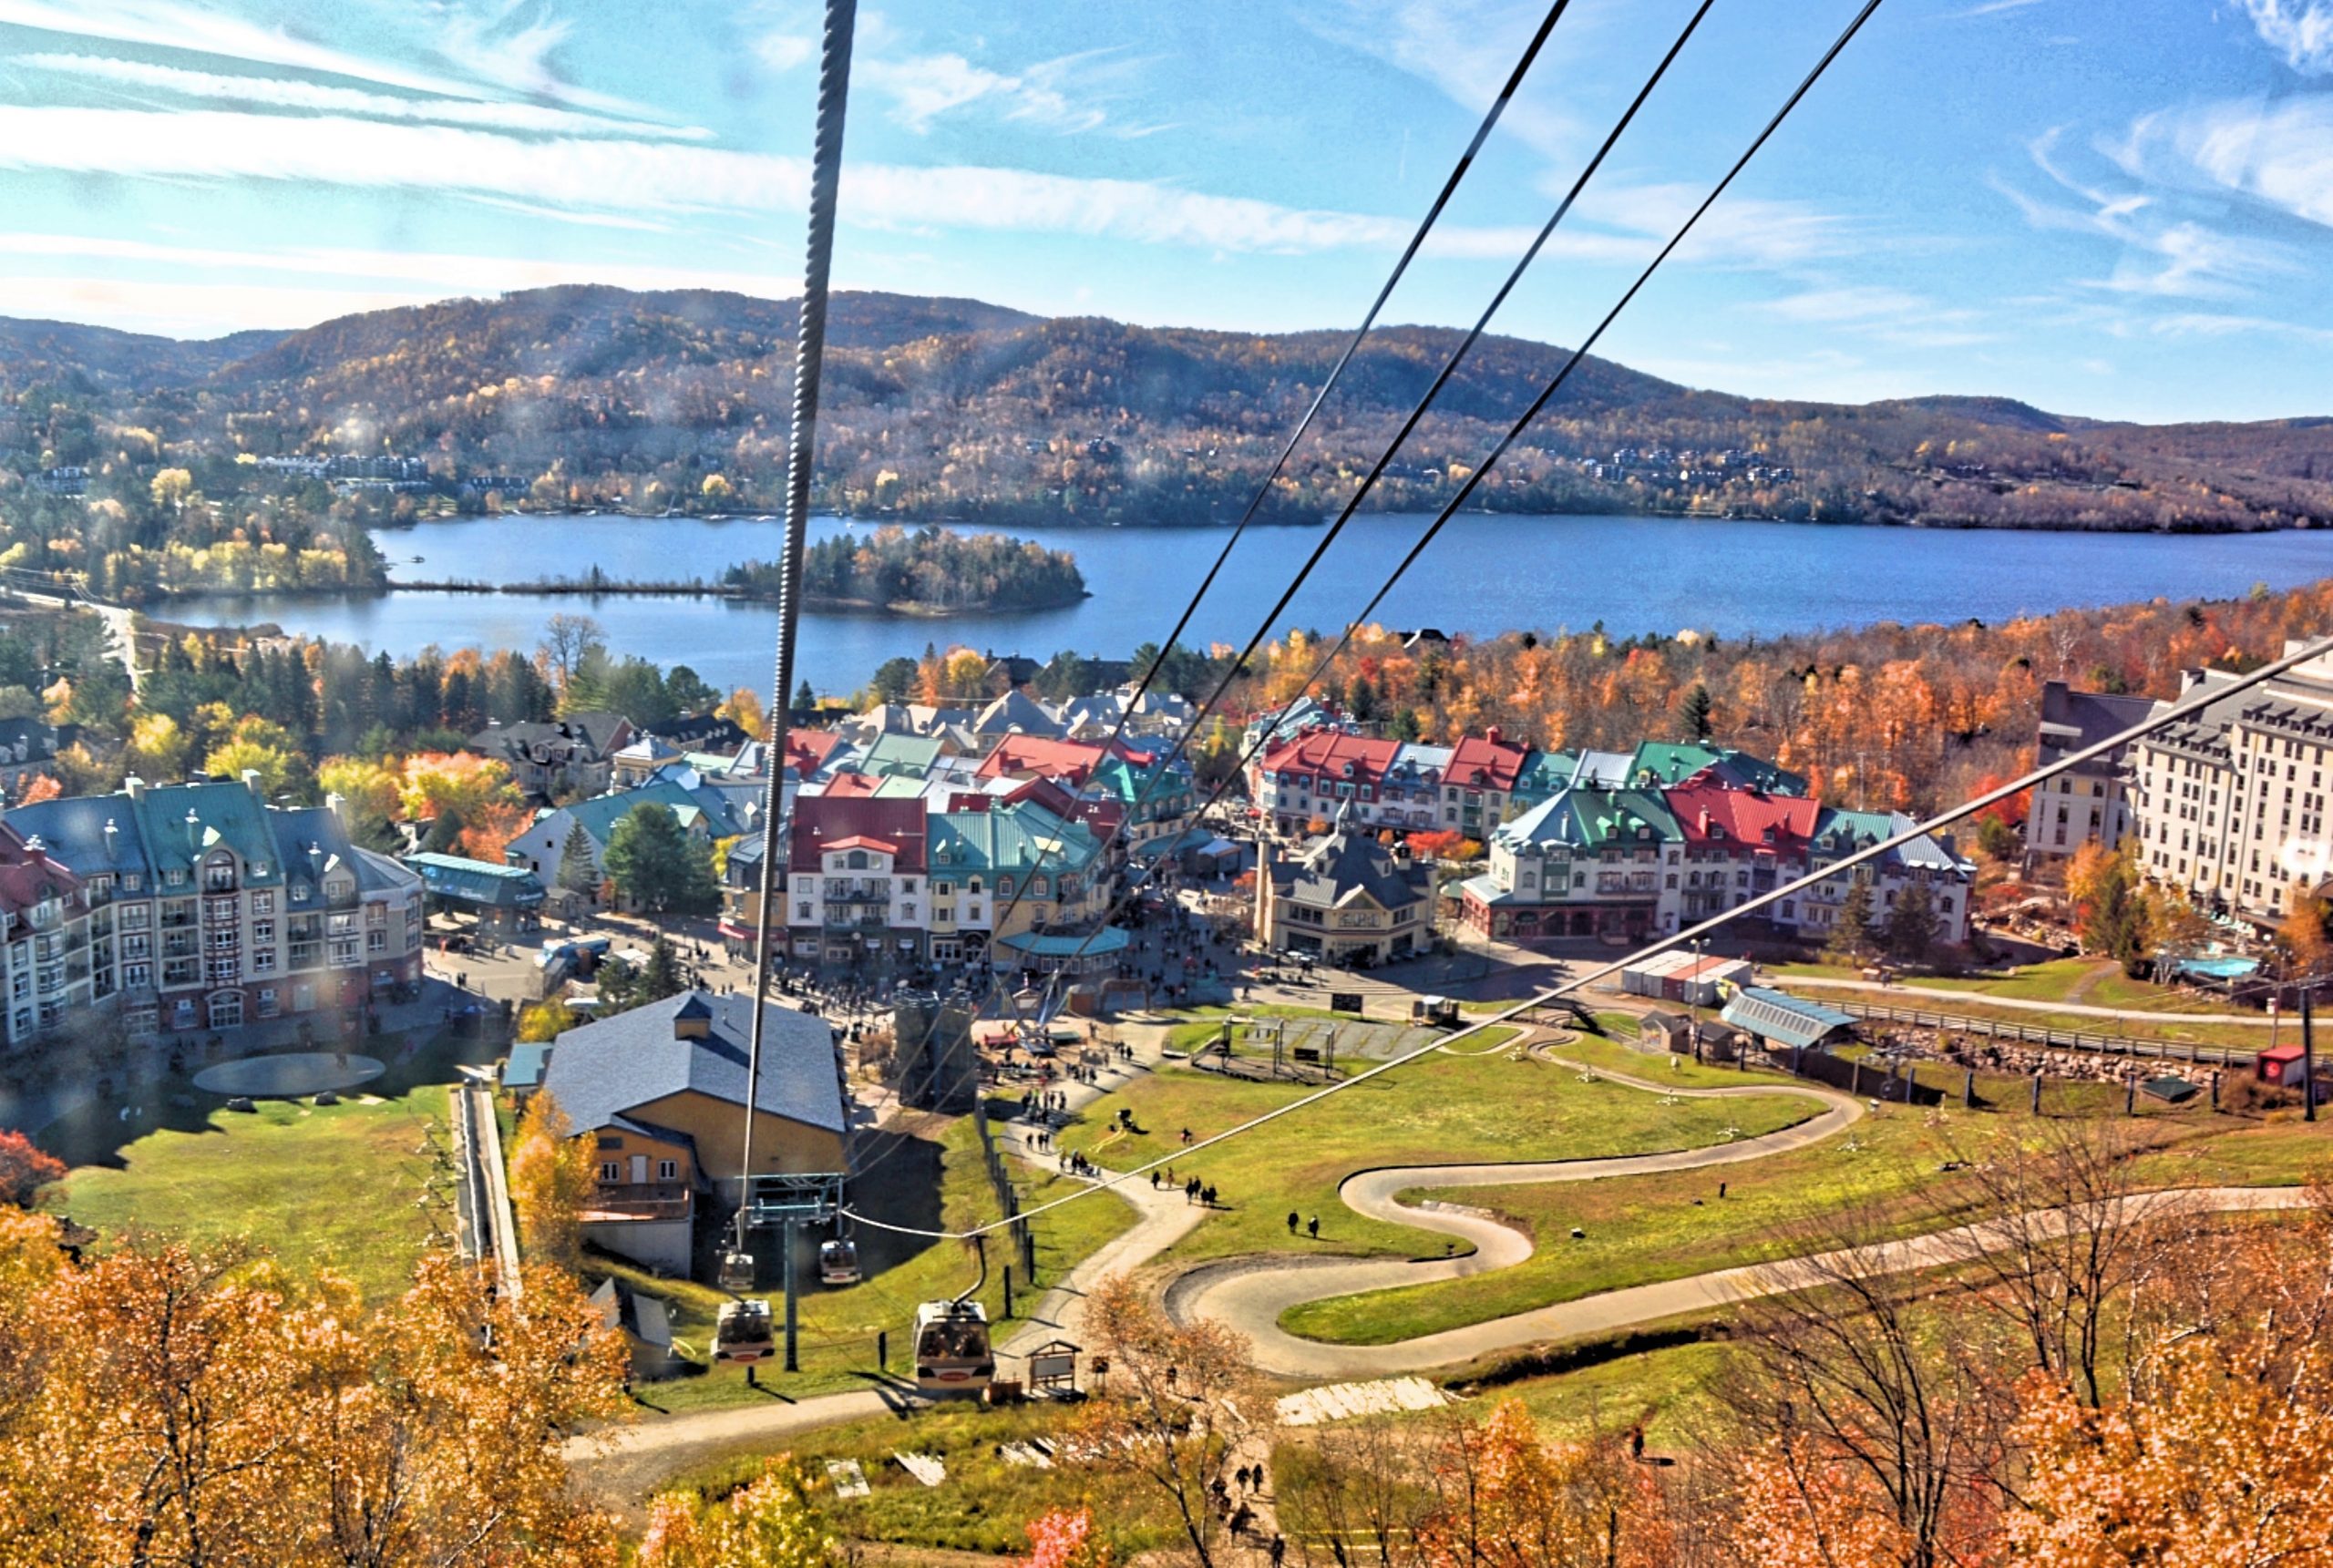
[{"left": 162, "top": 512, "right": 2333, "bottom": 699}]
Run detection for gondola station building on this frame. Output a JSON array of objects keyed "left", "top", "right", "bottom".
[{"left": 535, "top": 990, "right": 848, "bottom": 1274}]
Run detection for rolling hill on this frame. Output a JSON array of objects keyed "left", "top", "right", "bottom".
[{"left": 3, "top": 285, "right": 2327, "bottom": 533}]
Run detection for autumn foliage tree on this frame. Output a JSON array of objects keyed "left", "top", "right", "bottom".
[
  {"left": 508, "top": 1091, "right": 595, "bottom": 1273},
  {"left": 0, "top": 1128, "right": 64, "bottom": 1207},
  {"left": 0, "top": 1217, "right": 625, "bottom": 1566},
  {"left": 1077, "top": 1272, "right": 1252, "bottom": 1568}
]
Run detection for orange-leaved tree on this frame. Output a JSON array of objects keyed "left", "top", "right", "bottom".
[
  {"left": 508, "top": 1090, "right": 595, "bottom": 1273},
  {"left": 0, "top": 1217, "right": 625, "bottom": 1566},
  {"left": 0, "top": 1128, "right": 65, "bottom": 1207}
]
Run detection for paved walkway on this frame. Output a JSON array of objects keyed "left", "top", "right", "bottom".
[
  {"left": 569, "top": 1024, "right": 1200, "bottom": 1499},
  {"left": 1778, "top": 974, "right": 2275, "bottom": 1027}
]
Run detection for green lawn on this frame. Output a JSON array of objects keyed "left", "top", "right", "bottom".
[
  {"left": 601, "top": 1114, "right": 1138, "bottom": 1415},
  {"left": 1055, "top": 1049, "right": 1814, "bottom": 1269},
  {"left": 1280, "top": 1092, "right": 2333, "bottom": 1347},
  {"left": 1543, "top": 1033, "right": 1802, "bottom": 1091},
  {"left": 48, "top": 1084, "right": 457, "bottom": 1304},
  {"left": 1770, "top": 958, "right": 2275, "bottom": 1029}
]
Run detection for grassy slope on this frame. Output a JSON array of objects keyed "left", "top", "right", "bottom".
[
  {"left": 598, "top": 1114, "right": 1136, "bottom": 1414},
  {"left": 50, "top": 1085, "right": 455, "bottom": 1304},
  {"left": 1283, "top": 1095, "right": 2333, "bottom": 1346},
  {"left": 1055, "top": 1047, "right": 1813, "bottom": 1268}
]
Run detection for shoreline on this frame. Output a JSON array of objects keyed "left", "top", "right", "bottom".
[
  {"left": 371, "top": 507, "right": 2321, "bottom": 537},
  {"left": 150, "top": 579, "right": 1094, "bottom": 618}
]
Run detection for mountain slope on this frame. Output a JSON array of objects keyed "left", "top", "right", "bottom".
[{"left": 2, "top": 286, "right": 2325, "bottom": 532}]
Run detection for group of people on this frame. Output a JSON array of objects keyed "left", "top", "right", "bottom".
[
  {"left": 1208, "top": 1462, "right": 1278, "bottom": 1556},
  {"left": 1287, "top": 1211, "right": 1321, "bottom": 1239}
]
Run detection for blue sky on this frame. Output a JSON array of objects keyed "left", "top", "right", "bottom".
[{"left": 0, "top": 0, "right": 2328, "bottom": 421}]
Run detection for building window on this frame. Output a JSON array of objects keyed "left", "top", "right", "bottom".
[
  {"left": 657, "top": 1158, "right": 678, "bottom": 1181},
  {"left": 599, "top": 1162, "right": 621, "bottom": 1183}
]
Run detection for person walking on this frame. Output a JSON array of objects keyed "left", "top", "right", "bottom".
[
  {"left": 1307, "top": 1214, "right": 1320, "bottom": 1239},
  {"left": 1288, "top": 1211, "right": 1300, "bottom": 1235}
]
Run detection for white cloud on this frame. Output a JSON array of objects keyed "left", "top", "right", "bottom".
[
  {"left": 0, "top": 231, "right": 795, "bottom": 299},
  {"left": 0, "top": 0, "right": 497, "bottom": 101},
  {"left": 1755, "top": 284, "right": 1995, "bottom": 348},
  {"left": 16, "top": 52, "right": 713, "bottom": 139},
  {"left": 1304, "top": 0, "right": 1584, "bottom": 161},
  {"left": 0, "top": 104, "right": 1555, "bottom": 257},
  {"left": 0, "top": 0, "right": 686, "bottom": 128},
  {"left": 752, "top": 31, "right": 814, "bottom": 72},
  {"left": 2235, "top": 0, "right": 2333, "bottom": 74},
  {"left": 1995, "top": 126, "right": 2298, "bottom": 298},
  {"left": 2148, "top": 96, "right": 2333, "bottom": 230},
  {"left": 858, "top": 48, "right": 1135, "bottom": 137}
]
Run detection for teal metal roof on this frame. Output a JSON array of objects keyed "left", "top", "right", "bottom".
[
  {"left": 930, "top": 803, "right": 1104, "bottom": 876},
  {"left": 996, "top": 927, "right": 1132, "bottom": 958},
  {"left": 504, "top": 1041, "right": 551, "bottom": 1091},
  {"left": 1720, "top": 986, "right": 1858, "bottom": 1050},
  {"left": 408, "top": 852, "right": 546, "bottom": 907}
]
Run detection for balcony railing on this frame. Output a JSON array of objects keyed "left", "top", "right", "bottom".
[{"left": 580, "top": 1184, "right": 693, "bottom": 1222}]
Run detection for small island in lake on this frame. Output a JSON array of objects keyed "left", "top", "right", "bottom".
[{"left": 724, "top": 524, "right": 1088, "bottom": 614}]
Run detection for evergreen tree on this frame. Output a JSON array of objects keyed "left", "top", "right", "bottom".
[
  {"left": 792, "top": 679, "right": 817, "bottom": 719},
  {"left": 642, "top": 937, "right": 683, "bottom": 999},
  {"left": 602, "top": 803, "right": 720, "bottom": 914},
  {"left": 1681, "top": 682, "right": 1714, "bottom": 741},
  {"left": 1826, "top": 873, "right": 1877, "bottom": 962},
  {"left": 2089, "top": 856, "right": 2151, "bottom": 977},
  {"left": 555, "top": 822, "right": 599, "bottom": 896},
  {"left": 421, "top": 807, "right": 465, "bottom": 856},
  {"left": 1885, "top": 883, "right": 1938, "bottom": 967}
]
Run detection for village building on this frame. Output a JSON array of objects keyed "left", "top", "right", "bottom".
[
  {"left": 5, "top": 776, "right": 424, "bottom": 1040},
  {"left": 2025, "top": 680, "right": 2155, "bottom": 876},
  {"left": 786, "top": 796, "right": 930, "bottom": 970},
  {"left": 1255, "top": 805, "right": 1433, "bottom": 963},
  {"left": 536, "top": 990, "right": 848, "bottom": 1273},
  {"left": 468, "top": 712, "right": 634, "bottom": 800}
]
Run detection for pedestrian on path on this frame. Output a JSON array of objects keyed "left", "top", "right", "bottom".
[
  {"left": 1307, "top": 1214, "right": 1320, "bottom": 1239},
  {"left": 1287, "top": 1211, "right": 1300, "bottom": 1235}
]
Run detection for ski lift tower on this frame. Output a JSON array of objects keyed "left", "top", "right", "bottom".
[{"left": 736, "top": 1172, "right": 848, "bottom": 1372}]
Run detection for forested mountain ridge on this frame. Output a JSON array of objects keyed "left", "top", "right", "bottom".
[{"left": 4, "top": 285, "right": 2328, "bottom": 536}]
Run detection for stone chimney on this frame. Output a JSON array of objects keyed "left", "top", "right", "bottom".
[
  {"left": 324, "top": 792, "right": 347, "bottom": 826},
  {"left": 242, "top": 768, "right": 264, "bottom": 801},
  {"left": 123, "top": 775, "right": 145, "bottom": 801},
  {"left": 1486, "top": 724, "right": 1504, "bottom": 747}
]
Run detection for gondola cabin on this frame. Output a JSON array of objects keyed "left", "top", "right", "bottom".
[
  {"left": 819, "top": 1238, "right": 861, "bottom": 1286},
  {"left": 713, "top": 1298, "right": 776, "bottom": 1364},
  {"left": 913, "top": 1300, "right": 993, "bottom": 1393}
]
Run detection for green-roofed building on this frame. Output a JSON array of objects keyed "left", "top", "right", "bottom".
[
  {"left": 927, "top": 801, "right": 1109, "bottom": 965},
  {"left": 406, "top": 852, "right": 547, "bottom": 938},
  {"left": 1625, "top": 741, "right": 1807, "bottom": 796},
  {"left": 859, "top": 733, "right": 946, "bottom": 780},
  {"left": 1459, "top": 785, "right": 1683, "bottom": 943},
  {"left": 1509, "top": 748, "right": 1579, "bottom": 814}
]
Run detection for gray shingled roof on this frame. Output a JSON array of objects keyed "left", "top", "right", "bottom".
[{"left": 541, "top": 989, "right": 847, "bottom": 1140}]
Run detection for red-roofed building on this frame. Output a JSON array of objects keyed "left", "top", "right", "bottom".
[
  {"left": 1442, "top": 727, "right": 1529, "bottom": 838},
  {"left": 975, "top": 734, "right": 1152, "bottom": 789},
  {"left": 787, "top": 797, "right": 930, "bottom": 970},
  {"left": 1662, "top": 779, "right": 1821, "bottom": 926},
  {"left": 785, "top": 728, "right": 846, "bottom": 778},
  {"left": 1249, "top": 728, "right": 1403, "bottom": 835}
]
